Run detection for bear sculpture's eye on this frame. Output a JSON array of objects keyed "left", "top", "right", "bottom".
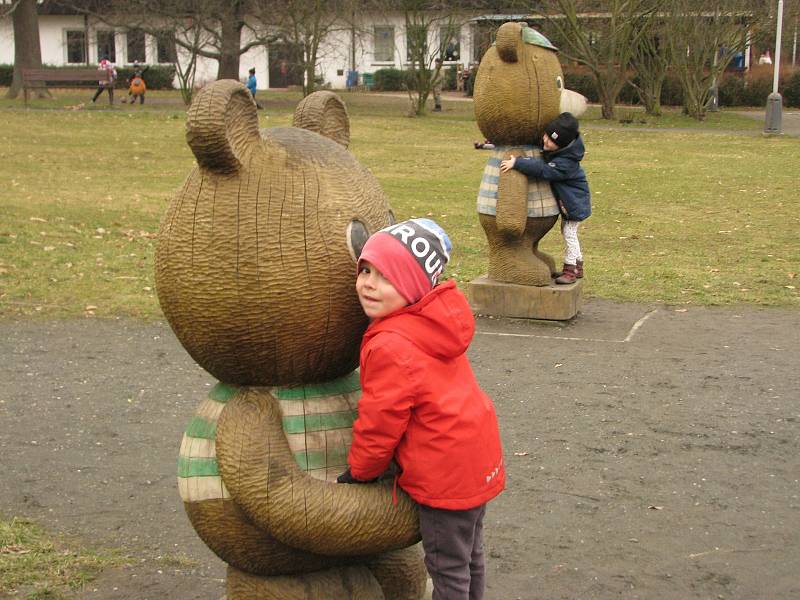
[
  {"left": 555, "top": 76, "right": 564, "bottom": 91},
  {"left": 347, "top": 219, "right": 370, "bottom": 262}
]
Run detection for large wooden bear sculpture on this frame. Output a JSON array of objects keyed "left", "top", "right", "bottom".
[
  {"left": 474, "top": 22, "right": 585, "bottom": 286},
  {"left": 155, "top": 80, "right": 426, "bottom": 599}
]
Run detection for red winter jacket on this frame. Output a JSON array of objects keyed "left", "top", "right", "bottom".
[{"left": 348, "top": 280, "right": 505, "bottom": 510}]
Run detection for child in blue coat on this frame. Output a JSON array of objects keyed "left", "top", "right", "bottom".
[
  {"left": 500, "top": 112, "right": 591, "bottom": 284},
  {"left": 246, "top": 67, "right": 263, "bottom": 109}
]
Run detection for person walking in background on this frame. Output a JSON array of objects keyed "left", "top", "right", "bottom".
[
  {"left": 432, "top": 58, "right": 444, "bottom": 112},
  {"left": 246, "top": 67, "right": 263, "bottom": 109},
  {"left": 91, "top": 58, "right": 117, "bottom": 105},
  {"left": 500, "top": 112, "right": 592, "bottom": 284},
  {"left": 338, "top": 218, "right": 505, "bottom": 599}
]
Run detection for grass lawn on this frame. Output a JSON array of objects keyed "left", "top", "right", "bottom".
[
  {"left": 0, "top": 516, "right": 127, "bottom": 599},
  {"left": 0, "top": 88, "right": 798, "bottom": 318}
]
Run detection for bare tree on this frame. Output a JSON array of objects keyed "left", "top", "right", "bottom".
[
  {"left": 401, "top": 2, "right": 464, "bottom": 116},
  {"left": 368, "top": 0, "right": 497, "bottom": 116},
  {"left": 628, "top": 12, "right": 669, "bottom": 115},
  {"left": 535, "top": 0, "right": 663, "bottom": 120},
  {"left": 665, "top": 0, "right": 768, "bottom": 120},
  {"left": 58, "top": 0, "right": 262, "bottom": 82},
  {"left": 250, "top": 0, "right": 355, "bottom": 96},
  {"left": 4, "top": 0, "right": 51, "bottom": 99}
]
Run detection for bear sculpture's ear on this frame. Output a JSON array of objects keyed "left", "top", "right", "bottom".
[{"left": 495, "top": 22, "right": 522, "bottom": 63}]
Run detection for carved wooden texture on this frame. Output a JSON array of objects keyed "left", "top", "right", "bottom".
[
  {"left": 473, "top": 22, "right": 563, "bottom": 286},
  {"left": 473, "top": 22, "right": 563, "bottom": 147},
  {"left": 494, "top": 149, "right": 530, "bottom": 237},
  {"left": 227, "top": 564, "right": 385, "bottom": 600},
  {"left": 293, "top": 90, "right": 350, "bottom": 149},
  {"left": 155, "top": 82, "right": 392, "bottom": 386},
  {"left": 479, "top": 213, "right": 558, "bottom": 286},
  {"left": 225, "top": 546, "right": 427, "bottom": 600},
  {"left": 215, "top": 387, "right": 421, "bottom": 556}
]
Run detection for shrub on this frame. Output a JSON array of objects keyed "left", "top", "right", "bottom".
[
  {"left": 660, "top": 71, "right": 684, "bottom": 107},
  {"left": 718, "top": 74, "right": 746, "bottom": 106},
  {"left": 372, "top": 68, "right": 406, "bottom": 91},
  {"left": 0, "top": 63, "right": 175, "bottom": 89},
  {"left": 0, "top": 63, "right": 12, "bottom": 86},
  {"left": 740, "top": 72, "right": 775, "bottom": 107},
  {"left": 115, "top": 64, "right": 175, "bottom": 90},
  {"left": 618, "top": 76, "right": 641, "bottom": 105},
  {"left": 783, "top": 70, "right": 800, "bottom": 107},
  {"left": 563, "top": 70, "right": 598, "bottom": 103},
  {"left": 465, "top": 68, "right": 477, "bottom": 97},
  {"left": 444, "top": 66, "right": 457, "bottom": 91}
]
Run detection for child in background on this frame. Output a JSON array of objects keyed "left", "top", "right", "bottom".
[
  {"left": 500, "top": 112, "right": 591, "bottom": 284},
  {"left": 126, "top": 62, "right": 148, "bottom": 104},
  {"left": 338, "top": 218, "right": 505, "bottom": 600},
  {"left": 246, "top": 67, "right": 263, "bottom": 109}
]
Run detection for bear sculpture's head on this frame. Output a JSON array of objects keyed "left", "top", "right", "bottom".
[{"left": 474, "top": 22, "right": 585, "bottom": 146}]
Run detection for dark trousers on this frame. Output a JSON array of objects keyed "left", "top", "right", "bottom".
[
  {"left": 92, "top": 85, "right": 113, "bottom": 104},
  {"left": 419, "top": 503, "right": 487, "bottom": 600}
]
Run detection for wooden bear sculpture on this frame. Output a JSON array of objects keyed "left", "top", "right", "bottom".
[
  {"left": 474, "top": 22, "right": 585, "bottom": 286},
  {"left": 155, "top": 80, "right": 426, "bottom": 599}
]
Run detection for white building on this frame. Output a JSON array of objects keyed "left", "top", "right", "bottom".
[{"left": 0, "top": 5, "right": 509, "bottom": 90}]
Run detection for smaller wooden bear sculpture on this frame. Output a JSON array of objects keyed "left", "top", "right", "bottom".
[{"left": 474, "top": 22, "right": 583, "bottom": 286}]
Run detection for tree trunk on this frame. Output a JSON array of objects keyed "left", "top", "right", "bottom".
[
  {"left": 594, "top": 76, "right": 618, "bottom": 120},
  {"left": 642, "top": 81, "right": 663, "bottom": 116},
  {"left": 216, "top": 18, "right": 243, "bottom": 80},
  {"left": 6, "top": 0, "right": 50, "bottom": 100}
]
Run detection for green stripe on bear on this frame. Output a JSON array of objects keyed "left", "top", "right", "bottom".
[
  {"left": 177, "top": 456, "right": 220, "bottom": 477},
  {"left": 185, "top": 417, "right": 217, "bottom": 439},
  {"left": 293, "top": 447, "right": 349, "bottom": 470},
  {"left": 282, "top": 410, "right": 357, "bottom": 434},
  {"left": 275, "top": 371, "right": 360, "bottom": 400},
  {"left": 209, "top": 382, "right": 238, "bottom": 403}
]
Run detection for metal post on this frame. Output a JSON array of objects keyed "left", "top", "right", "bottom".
[{"left": 764, "top": 0, "right": 784, "bottom": 135}]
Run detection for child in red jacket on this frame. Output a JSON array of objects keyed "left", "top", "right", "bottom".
[{"left": 338, "top": 218, "right": 505, "bottom": 600}]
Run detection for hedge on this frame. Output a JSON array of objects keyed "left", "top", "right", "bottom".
[
  {"left": 0, "top": 63, "right": 176, "bottom": 89},
  {"left": 563, "top": 67, "right": 798, "bottom": 108},
  {"left": 372, "top": 68, "right": 406, "bottom": 91},
  {"left": 0, "top": 64, "right": 12, "bottom": 86},
  {"left": 783, "top": 70, "right": 800, "bottom": 107},
  {"left": 371, "top": 66, "right": 458, "bottom": 92}
]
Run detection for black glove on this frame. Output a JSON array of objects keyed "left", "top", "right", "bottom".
[{"left": 336, "top": 468, "right": 375, "bottom": 484}]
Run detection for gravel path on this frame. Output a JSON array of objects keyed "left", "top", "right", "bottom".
[{"left": 2, "top": 299, "right": 799, "bottom": 599}]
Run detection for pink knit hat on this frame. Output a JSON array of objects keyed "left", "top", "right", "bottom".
[{"left": 358, "top": 219, "right": 452, "bottom": 304}]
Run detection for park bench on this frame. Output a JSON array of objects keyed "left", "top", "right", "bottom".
[{"left": 21, "top": 68, "right": 111, "bottom": 105}]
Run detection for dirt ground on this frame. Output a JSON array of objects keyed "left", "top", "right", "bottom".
[{"left": 1, "top": 299, "right": 799, "bottom": 600}]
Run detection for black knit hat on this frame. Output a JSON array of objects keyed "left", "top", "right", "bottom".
[{"left": 545, "top": 112, "right": 579, "bottom": 148}]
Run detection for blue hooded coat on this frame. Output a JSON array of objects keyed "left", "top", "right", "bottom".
[{"left": 512, "top": 135, "right": 592, "bottom": 222}]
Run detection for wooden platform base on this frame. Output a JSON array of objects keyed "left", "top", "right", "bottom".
[{"left": 467, "top": 275, "right": 583, "bottom": 321}]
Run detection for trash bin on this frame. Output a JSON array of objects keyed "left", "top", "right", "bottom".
[
  {"left": 346, "top": 70, "right": 359, "bottom": 90},
  {"left": 362, "top": 73, "right": 374, "bottom": 90}
]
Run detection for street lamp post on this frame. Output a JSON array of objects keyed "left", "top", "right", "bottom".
[{"left": 764, "top": 0, "right": 784, "bottom": 134}]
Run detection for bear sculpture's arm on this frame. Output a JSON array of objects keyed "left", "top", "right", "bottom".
[
  {"left": 215, "top": 387, "right": 421, "bottom": 557},
  {"left": 495, "top": 149, "right": 530, "bottom": 238}
]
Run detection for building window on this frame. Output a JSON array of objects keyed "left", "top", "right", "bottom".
[
  {"left": 373, "top": 26, "right": 394, "bottom": 62},
  {"left": 440, "top": 26, "right": 460, "bottom": 61},
  {"left": 96, "top": 30, "right": 116, "bottom": 63},
  {"left": 156, "top": 30, "right": 177, "bottom": 63},
  {"left": 127, "top": 29, "right": 146, "bottom": 63},
  {"left": 66, "top": 30, "right": 86, "bottom": 64},
  {"left": 406, "top": 24, "right": 427, "bottom": 63}
]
